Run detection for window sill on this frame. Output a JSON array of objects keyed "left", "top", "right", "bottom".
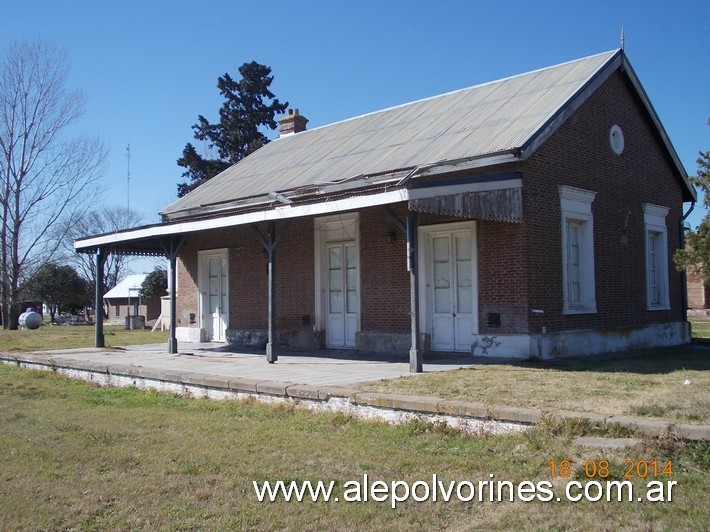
[{"left": 563, "top": 307, "right": 597, "bottom": 315}]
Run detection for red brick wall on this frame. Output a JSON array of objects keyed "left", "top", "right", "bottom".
[
  {"left": 274, "top": 218, "right": 315, "bottom": 329},
  {"left": 358, "top": 207, "right": 531, "bottom": 336},
  {"left": 477, "top": 221, "right": 529, "bottom": 334},
  {"left": 360, "top": 205, "right": 410, "bottom": 333},
  {"left": 687, "top": 269, "right": 708, "bottom": 310},
  {"left": 176, "top": 219, "right": 314, "bottom": 331},
  {"left": 176, "top": 244, "right": 199, "bottom": 327},
  {"left": 522, "top": 70, "right": 686, "bottom": 333},
  {"left": 230, "top": 225, "right": 267, "bottom": 329},
  {"left": 176, "top": 207, "right": 456, "bottom": 338}
]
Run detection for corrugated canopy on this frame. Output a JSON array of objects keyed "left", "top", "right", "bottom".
[{"left": 162, "top": 50, "right": 635, "bottom": 219}]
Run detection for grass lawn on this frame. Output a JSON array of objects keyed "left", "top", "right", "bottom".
[
  {"left": 0, "top": 364, "right": 708, "bottom": 530},
  {"left": 1, "top": 321, "right": 708, "bottom": 427},
  {"left": 0, "top": 323, "right": 168, "bottom": 352},
  {"left": 359, "top": 347, "right": 710, "bottom": 425},
  {"left": 691, "top": 318, "right": 710, "bottom": 339}
]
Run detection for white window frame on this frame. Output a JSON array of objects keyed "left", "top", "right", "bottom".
[
  {"left": 643, "top": 204, "right": 670, "bottom": 310},
  {"left": 560, "top": 185, "right": 597, "bottom": 315}
]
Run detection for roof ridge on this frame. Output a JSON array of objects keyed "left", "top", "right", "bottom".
[{"left": 276, "top": 49, "right": 621, "bottom": 138}]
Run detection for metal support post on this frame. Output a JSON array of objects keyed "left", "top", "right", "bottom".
[
  {"left": 266, "top": 221, "right": 277, "bottom": 363},
  {"left": 253, "top": 221, "right": 290, "bottom": 363},
  {"left": 407, "top": 211, "right": 422, "bottom": 373},
  {"left": 94, "top": 248, "right": 106, "bottom": 348},
  {"left": 162, "top": 236, "right": 185, "bottom": 354}
]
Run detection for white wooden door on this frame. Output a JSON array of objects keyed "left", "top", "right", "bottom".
[
  {"left": 326, "top": 242, "right": 358, "bottom": 348},
  {"left": 431, "top": 231, "right": 474, "bottom": 352},
  {"left": 204, "top": 253, "right": 228, "bottom": 342}
]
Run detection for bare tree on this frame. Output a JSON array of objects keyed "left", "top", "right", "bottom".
[
  {"left": 60, "top": 206, "right": 144, "bottom": 292},
  {"left": 0, "top": 40, "right": 106, "bottom": 329}
]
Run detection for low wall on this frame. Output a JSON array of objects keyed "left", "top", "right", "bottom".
[
  {"left": 472, "top": 321, "right": 691, "bottom": 359},
  {"left": 226, "top": 328, "right": 322, "bottom": 350},
  {"left": 2, "top": 352, "right": 707, "bottom": 441},
  {"left": 226, "top": 329, "right": 267, "bottom": 347},
  {"left": 176, "top": 327, "right": 206, "bottom": 343},
  {"left": 356, "top": 332, "right": 410, "bottom": 354},
  {"left": 1, "top": 353, "right": 527, "bottom": 437}
]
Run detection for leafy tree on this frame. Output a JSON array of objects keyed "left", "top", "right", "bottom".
[
  {"left": 177, "top": 61, "right": 288, "bottom": 197},
  {"left": 0, "top": 40, "right": 106, "bottom": 329},
  {"left": 675, "top": 150, "right": 710, "bottom": 280},
  {"left": 140, "top": 267, "right": 167, "bottom": 301},
  {"left": 24, "top": 263, "right": 90, "bottom": 322}
]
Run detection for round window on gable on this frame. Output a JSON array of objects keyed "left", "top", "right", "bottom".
[{"left": 609, "top": 124, "right": 624, "bottom": 155}]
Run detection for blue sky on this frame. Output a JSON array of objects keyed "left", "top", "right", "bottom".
[{"left": 1, "top": 0, "right": 708, "bottom": 272}]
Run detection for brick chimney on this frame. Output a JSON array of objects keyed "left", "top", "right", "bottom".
[{"left": 278, "top": 108, "right": 308, "bottom": 137}]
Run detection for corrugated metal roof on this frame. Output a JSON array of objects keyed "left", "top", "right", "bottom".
[
  {"left": 162, "top": 50, "right": 620, "bottom": 218},
  {"left": 104, "top": 274, "right": 148, "bottom": 299}
]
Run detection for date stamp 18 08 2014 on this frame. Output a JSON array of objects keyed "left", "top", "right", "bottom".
[{"left": 548, "top": 459, "right": 673, "bottom": 479}]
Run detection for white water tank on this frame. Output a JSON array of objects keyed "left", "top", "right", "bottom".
[{"left": 19, "top": 310, "right": 42, "bottom": 330}]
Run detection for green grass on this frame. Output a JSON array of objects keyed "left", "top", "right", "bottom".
[
  {"left": 2, "top": 321, "right": 708, "bottom": 426},
  {"left": 0, "top": 364, "right": 708, "bottom": 530},
  {"left": 360, "top": 348, "right": 710, "bottom": 425},
  {"left": 0, "top": 323, "right": 168, "bottom": 351},
  {"left": 691, "top": 319, "right": 710, "bottom": 340}
]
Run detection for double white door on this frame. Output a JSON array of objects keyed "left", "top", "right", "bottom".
[
  {"left": 429, "top": 230, "right": 475, "bottom": 352},
  {"left": 202, "top": 252, "right": 228, "bottom": 342},
  {"left": 326, "top": 242, "right": 358, "bottom": 348}
]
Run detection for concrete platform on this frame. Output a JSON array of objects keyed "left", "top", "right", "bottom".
[
  {"left": 2, "top": 343, "right": 709, "bottom": 441},
  {"left": 8, "top": 342, "right": 477, "bottom": 386}
]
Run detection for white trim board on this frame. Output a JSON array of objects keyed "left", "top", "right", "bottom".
[{"left": 75, "top": 179, "right": 522, "bottom": 252}]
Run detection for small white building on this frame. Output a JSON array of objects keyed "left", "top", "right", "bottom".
[{"left": 103, "top": 274, "right": 160, "bottom": 323}]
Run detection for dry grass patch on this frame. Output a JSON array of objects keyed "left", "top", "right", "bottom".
[
  {"left": 360, "top": 348, "right": 710, "bottom": 424},
  {"left": 0, "top": 364, "right": 707, "bottom": 530},
  {"left": 0, "top": 324, "right": 168, "bottom": 352}
]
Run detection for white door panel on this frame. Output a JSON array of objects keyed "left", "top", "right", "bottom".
[
  {"left": 345, "top": 244, "right": 358, "bottom": 347},
  {"left": 326, "top": 242, "right": 358, "bottom": 348},
  {"left": 327, "top": 245, "right": 345, "bottom": 347},
  {"left": 428, "top": 229, "right": 476, "bottom": 352},
  {"left": 432, "top": 235, "right": 455, "bottom": 351},
  {"left": 201, "top": 252, "right": 228, "bottom": 342}
]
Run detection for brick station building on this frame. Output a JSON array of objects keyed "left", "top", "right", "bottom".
[{"left": 75, "top": 49, "right": 695, "bottom": 371}]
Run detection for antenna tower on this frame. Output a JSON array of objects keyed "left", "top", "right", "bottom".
[{"left": 126, "top": 144, "right": 131, "bottom": 214}]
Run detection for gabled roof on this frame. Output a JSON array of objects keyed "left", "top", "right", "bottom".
[
  {"left": 161, "top": 49, "right": 693, "bottom": 221},
  {"left": 104, "top": 274, "right": 147, "bottom": 300},
  {"left": 75, "top": 50, "right": 694, "bottom": 256}
]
